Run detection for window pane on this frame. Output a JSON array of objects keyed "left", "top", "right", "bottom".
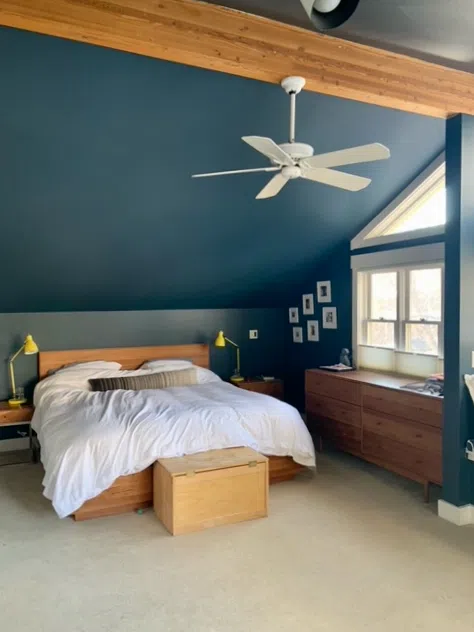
[
  {"left": 406, "top": 323, "right": 438, "bottom": 355},
  {"left": 384, "top": 183, "right": 445, "bottom": 235},
  {"left": 409, "top": 268, "right": 442, "bottom": 321},
  {"left": 367, "top": 322, "right": 395, "bottom": 348},
  {"left": 370, "top": 272, "right": 397, "bottom": 320}
]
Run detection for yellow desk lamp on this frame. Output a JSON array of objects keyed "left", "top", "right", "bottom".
[
  {"left": 9, "top": 334, "right": 39, "bottom": 408},
  {"left": 214, "top": 330, "right": 244, "bottom": 383}
]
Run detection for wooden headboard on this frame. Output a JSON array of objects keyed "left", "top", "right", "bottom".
[{"left": 38, "top": 344, "right": 209, "bottom": 379}]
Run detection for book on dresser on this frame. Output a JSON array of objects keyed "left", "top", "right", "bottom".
[{"left": 305, "top": 369, "right": 443, "bottom": 502}]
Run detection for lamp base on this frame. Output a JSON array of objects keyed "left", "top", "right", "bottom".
[
  {"left": 8, "top": 397, "right": 27, "bottom": 408},
  {"left": 230, "top": 374, "right": 245, "bottom": 383}
]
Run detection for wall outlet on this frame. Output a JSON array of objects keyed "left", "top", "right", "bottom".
[{"left": 249, "top": 330, "right": 258, "bottom": 339}]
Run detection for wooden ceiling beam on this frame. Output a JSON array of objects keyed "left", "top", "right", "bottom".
[{"left": 1, "top": 0, "right": 474, "bottom": 118}]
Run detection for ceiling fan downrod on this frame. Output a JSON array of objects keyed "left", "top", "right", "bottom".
[{"left": 281, "top": 76, "right": 306, "bottom": 144}]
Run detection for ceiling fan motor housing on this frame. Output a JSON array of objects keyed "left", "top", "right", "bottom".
[{"left": 279, "top": 142, "right": 314, "bottom": 161}]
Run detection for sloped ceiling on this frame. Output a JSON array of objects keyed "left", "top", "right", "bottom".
[
  {"left": 206, "top": 0, "right": 474, "bottom": 74},
  {"left": 0, "top": 26, "right": 444, "bottom": 311}
]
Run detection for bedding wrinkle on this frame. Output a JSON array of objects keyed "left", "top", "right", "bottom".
[{"left": 32, "top": 365, "right": 315, "bottom": 517}]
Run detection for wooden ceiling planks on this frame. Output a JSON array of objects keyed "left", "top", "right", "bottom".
[{"left": 1, "top": 0, "right": 474, "bottom": 118}]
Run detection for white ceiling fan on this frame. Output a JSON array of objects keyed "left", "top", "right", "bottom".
[{"left": 192, "top": 76, "right": 390, "bottom": 199}]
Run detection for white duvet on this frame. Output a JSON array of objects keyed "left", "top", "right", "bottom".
[{"left": 32, "top": 363, "right": 315, "bottom": 518}]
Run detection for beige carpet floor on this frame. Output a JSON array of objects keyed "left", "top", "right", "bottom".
[{"left": 1, "top": 452, "right": 474, "bottom": 632}]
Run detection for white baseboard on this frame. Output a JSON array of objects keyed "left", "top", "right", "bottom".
[
  {"left": 0, "top": 437, "right": 29, "bottom": 453},
  {"left": 438, "top": 500, "right": 474, "bottom": 525}
]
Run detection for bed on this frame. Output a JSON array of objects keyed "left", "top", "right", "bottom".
[{"left": 33, "top": 344, "right": 315, "bottom": 520}]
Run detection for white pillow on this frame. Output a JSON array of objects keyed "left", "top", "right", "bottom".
[
  {"left": 51, "top": 360, "right": 122, "bottom": 375},
  {"left": 195, "top": 367, "right": 222, "bottom": 384},
  {"left": 140, "top": 359, "right": 193, "bottom": 371}
]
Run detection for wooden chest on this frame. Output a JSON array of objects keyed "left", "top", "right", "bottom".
[{"left": 153, "top": 447, "right": 268, "bottom": 535}]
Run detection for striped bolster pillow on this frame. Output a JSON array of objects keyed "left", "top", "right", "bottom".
[{"left": 89, "top": 368, "right": 198, "bottom": 392}]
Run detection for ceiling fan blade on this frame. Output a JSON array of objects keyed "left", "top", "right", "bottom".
[
  {"left": 256, "top": 174, "right": 289, "bottom": 199},
  {"left": 302, "top": 143, "right": 390, "bottom": 169},
  {"left": 302, "top": 167, "right": 371, "bottom": 191},
  {"left": 242, "top": 136, "right": 294, "bottom": 166},
  {"left": 192, "top": 166, "right": 281, "bottom": 178}
]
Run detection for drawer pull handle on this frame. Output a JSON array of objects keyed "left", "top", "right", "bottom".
[{"left": 415, "top": 434, "right": 422, "bottom": 438}]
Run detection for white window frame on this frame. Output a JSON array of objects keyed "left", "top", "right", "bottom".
[
  {"left": 351, "top": 153, "right": 445, "bottom": 250},
  {"left": 351, "top": 243, "right": 445, "bottom": 374},
  {"left": 358, "top": 263, "right": 444, "bottom": 356}
]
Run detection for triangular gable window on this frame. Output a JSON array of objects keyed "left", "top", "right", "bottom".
[{"left": 351, "top": 153, "right": 445, "bottom": 250}]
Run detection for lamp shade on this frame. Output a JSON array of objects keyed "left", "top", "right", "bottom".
[
  {"left": 214, "top": 331, "right": 226, "bottom": 347},
  {"left": 23, "top": 334, "right": 39, "bottom": 355}
]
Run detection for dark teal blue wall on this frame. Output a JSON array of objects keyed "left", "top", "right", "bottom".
[
  {"left": 443, "top": 115, "right": 474, "bottom": 507},
  {"left": 285, "top": 243, "right": 352, "bottom": 409},
  {"left": 0, "top": 26, "right": 444, "bottom": 312}
]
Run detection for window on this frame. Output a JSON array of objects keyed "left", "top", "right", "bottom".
[
  {"left": 356, "top": 260, "right": 444, "bottom": 376},
  {"left": 351, "top": 153, "right": 445, "bottom": 250},
  {"left": 371, "top": 179, "right": 445, "bottom": 237}
]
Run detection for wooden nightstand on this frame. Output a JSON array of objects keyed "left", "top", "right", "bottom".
[
  {"left": 235, "top": 378, "right": 284, "bottom": 400},
  {"left": 0, "top": 402, "right": 35, "bottom": 465}
]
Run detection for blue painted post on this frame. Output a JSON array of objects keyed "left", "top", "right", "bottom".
[{"left": 443, "top": 114, "right": 474, "bottom": 508}]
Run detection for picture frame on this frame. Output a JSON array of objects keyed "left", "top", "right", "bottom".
[
  {"left": 317, "top": 281, "right": 332, "bottom": 303},
  {"left": 322, "top": 307, "right": 338, "bottom": 329},
  {"left": 293, "top": 327, "right": 303, "bottom": 343},
  {"left": 302, "top": 293, "right": 314, "bottom": 316},
  {"left": 289, "top": 307, "right": 299, "bottom": 324},
  {"left": 307, "top": 320, "right": 319, "bottom": 342}
]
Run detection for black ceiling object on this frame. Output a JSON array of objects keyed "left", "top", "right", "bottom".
[{"left": 300, "top": 0, "right": 360, "bottom": 30}]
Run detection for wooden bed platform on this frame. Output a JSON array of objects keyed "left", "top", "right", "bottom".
[
  {"left": 38, "top": 344, "right": 306, "bottom": 521},
  {"left": 72, "top": 456, "right": 304, "bottom": 521}
]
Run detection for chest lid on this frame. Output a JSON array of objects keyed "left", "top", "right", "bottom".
[{"left": 158, "top": 447, "right": 267, "bottom": 477}]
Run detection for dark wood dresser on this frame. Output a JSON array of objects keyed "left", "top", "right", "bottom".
[{"left": 305, "top": 369, "right": 443, "bottom": 500}]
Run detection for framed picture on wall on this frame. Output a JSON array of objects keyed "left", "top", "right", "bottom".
[
  {"left": 317, "top": 281, "right": 332, "bottom": 303},
  {"left": 322, "top": 307, "right": 338, "bottom": 329},
  {"left": 307, "top": 320, "right": 319, "bottom": 342},
  {"left": 302, "top": 293, "right": 314, "bottom": 315},
  {"left": 289, "top": 307, "right": 299, "bottom": 323},
  {"left": 293, "top": 327, "right": 303, "bottom": 343}
]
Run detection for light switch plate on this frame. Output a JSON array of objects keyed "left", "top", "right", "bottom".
[
  {"left": 249, "top": 330, "right": 258, "bottom": 339},
  {"left": 472, "top": 351, "right": 474, "bottom": 368}
]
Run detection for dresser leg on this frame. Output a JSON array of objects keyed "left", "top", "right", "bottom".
[{"left": 423, "top": 481, "right": 431, "bottom": 503}]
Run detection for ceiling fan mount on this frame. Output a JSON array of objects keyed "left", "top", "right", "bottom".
[
  {"left": 280, "top": 75, "right": 306, "bottom": 95},
  {"left": 192, "top": 76, "right": 391, "bottom": 199}
]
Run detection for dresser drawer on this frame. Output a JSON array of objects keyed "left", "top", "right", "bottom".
[
  {"left": 306, "top": 393, "right": 361, "bottom": 428},
  {"left": 319, "top": 418, "right": 362, "bottom": 456},
  {"left": 362, "top": 410, "right": 442, "bottom": 453},
  {"left": 362, "top": 384, "right": 443, "bottom": 428},
  {"left": 305, "top": 371, "right": 360, "bottom": 406},
  {"left": 363, "top": 430, "right": 442, "bottom": 483}
]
